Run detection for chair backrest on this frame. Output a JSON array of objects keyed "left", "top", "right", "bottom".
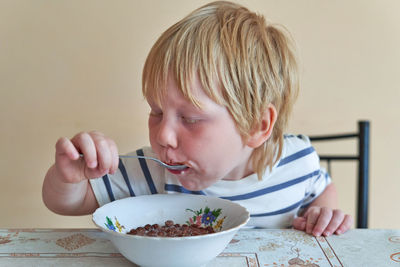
[{"left": 309, "top": 121, "right": 370, "bottom": 228}]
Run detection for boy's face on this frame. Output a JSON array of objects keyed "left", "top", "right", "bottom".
[{"left": 147, "top": 73, "right": 255, "bottom": 191}]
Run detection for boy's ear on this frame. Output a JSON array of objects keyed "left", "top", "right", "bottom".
[{"left": 246, "top": 104, "right": 277, "bottom": 148}]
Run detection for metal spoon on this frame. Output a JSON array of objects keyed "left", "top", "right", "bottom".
[{"left": 79, "top": 154, "right": 187, "bottom": 170}]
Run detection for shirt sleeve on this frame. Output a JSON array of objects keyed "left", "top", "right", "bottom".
[
  {"left": 89, "top": 168, "right": 136, "bottom": 207},
  {"left": 89, "top": 147, "right": 166, "bottom": 207},
  {"left": 301, "top": 167, "right": 332, "bottom": 208},
  {"left": 89, "top": 176, "right": 113, "bottom": 207}
]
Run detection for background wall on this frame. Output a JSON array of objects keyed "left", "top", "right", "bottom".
[{"left": 1, "top": 0, "right": 399, "bottom": 228}]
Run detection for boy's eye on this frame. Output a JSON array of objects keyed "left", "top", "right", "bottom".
[{"left": 181, "top": 116, "right": 198, "bottom": 124}]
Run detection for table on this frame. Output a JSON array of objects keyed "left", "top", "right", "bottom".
[{"left": 1, "top": 228, "right": 399, "bottom": 266}]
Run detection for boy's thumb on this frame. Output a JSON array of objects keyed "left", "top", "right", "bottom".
[{"left": 292, "top": 217, "right": 306, "bottom": 230}]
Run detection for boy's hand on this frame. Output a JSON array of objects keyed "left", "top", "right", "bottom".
[
  {"left": 292, "top": 206, "right": 353, "bottom": 237},
  {"left": 55, "top": 131, "right": 119, "bottom": 183}
]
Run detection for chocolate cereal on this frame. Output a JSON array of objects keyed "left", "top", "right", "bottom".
[{"left": 127, "top": 220, "right": 215, "bottom": 237}]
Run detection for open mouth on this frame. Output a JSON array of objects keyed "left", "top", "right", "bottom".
[
  {"left": 164, "top": 160, "right": 188, "bottom": 169},
  {"left": 162, "top": 157, "right": 189, "bottom": 171},
  {"left": 166, "top": 166, "right": 189, "bottom": 174}
]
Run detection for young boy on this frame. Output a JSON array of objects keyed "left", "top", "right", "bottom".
[{"left": 42, "top": 1, "right": 352, "bottom": 237}]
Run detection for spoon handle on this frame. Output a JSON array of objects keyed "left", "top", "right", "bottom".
[
  {"left": 79, "top": 154, "right": 187, "bottom": 170},
  {"left": 79, "top": 154, "right": 145, "bottom": 159}
]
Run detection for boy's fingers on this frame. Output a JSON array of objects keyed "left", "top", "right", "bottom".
[
  {"left": 323, "top": 209, "right": 344, "bottom": 236},
  {"left": 94, "top": 138, "right": 112, "bottom": 173},
  {"left": 71, "top": 132, "right": 97, "bottom": 169},
  {"left": 89, "top": 131, "right": 117, "bottom": 174},
  {"left": 292, "top": 217, "right": 306, "bottom": 231},
  {"left": 335, "top": 214, "right": 353, "bottom": 235},
  {"left": 55, "top": 137, "right": 79, "bottom": 160},
  {"left": 108, "top": 139, "right": 119, "bottom": 174},
  {"left": 312, "top": 207, "right": 332, "bottom": 236},
  {"left": 55, "top": 131, "right": 118, "bottom": 179},
  {"left": 55, "top": 137, "right": 87, "bottom": 183},
  {"left": 305, "top": 207, "right": 320, "bottom": 234}
]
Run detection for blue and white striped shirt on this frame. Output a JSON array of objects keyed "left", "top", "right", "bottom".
[{"left": 89, "top": 134, "right": 331, "bottom": 229}]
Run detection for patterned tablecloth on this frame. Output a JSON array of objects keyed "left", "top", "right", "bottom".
[{"left": 0, "top": 228, "right": 399, "bottom": 266}]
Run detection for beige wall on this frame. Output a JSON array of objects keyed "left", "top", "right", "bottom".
[{"left": 1, "top": 0, "right": 399, "bottom": 228}]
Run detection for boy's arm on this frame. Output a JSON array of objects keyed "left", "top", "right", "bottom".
[
  {"left": 306, "top": 182, "right": 338, "bottom": 210},
  {"left": 42, "top": 132, "right": 118, "bottom": 215},
  {"left": 42, "top": 164, "right": 99, "bottom": 215},
  {"left": 293, "top": 183, "right": 353, "bottom": 236}
]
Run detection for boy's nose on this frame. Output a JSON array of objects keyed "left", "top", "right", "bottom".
[{"left": 156, "top": 119, "right": 178, "bottom": 149}]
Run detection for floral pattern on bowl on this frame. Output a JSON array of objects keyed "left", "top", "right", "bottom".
[
  {"left": 186, "top": 206, "right": 226, "bottom": 231},
  {"left": 105, "top": 216, "right": 125, "bottom": 233}
]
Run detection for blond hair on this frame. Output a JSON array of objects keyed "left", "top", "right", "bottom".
[{"left": 142, "top": 1, "right": 299, "bottom": 179}]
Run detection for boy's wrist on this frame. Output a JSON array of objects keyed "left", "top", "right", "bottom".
[{"left": 43, "top": 165, "right": 90, "bottom": 214}]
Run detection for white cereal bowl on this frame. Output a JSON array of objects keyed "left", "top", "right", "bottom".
[{"left": 92, "top": 194, "right": 249, "bottom": 267}]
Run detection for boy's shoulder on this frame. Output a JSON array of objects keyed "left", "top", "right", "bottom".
[
  {"left": 283, "top": 134, "right": 312, "bottom": 150},
  {"left": 276, "top": 133, "right": 319, "bottom": 170}
]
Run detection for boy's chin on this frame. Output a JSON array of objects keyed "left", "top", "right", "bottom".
[{"left": 179, "top": 178, "right": 208, "bottom": 192}]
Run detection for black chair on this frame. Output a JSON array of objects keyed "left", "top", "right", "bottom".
[{"left": 309, "top": 121, "right": 370, "bottom": 228}]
